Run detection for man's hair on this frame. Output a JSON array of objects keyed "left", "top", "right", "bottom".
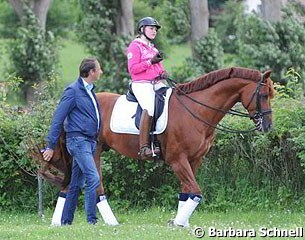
[{"left": 79, "top": 57, "right": 98, "bottom": 78}]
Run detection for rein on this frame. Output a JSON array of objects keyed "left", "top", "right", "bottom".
[{"left": 166, "top": 75, "right": 271, "bottom": 133}]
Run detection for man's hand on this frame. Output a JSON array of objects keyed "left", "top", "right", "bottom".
[
  {"left": 42, "top": 148, "right": 54, "bottom": 162},
  {"left": 151, "top": 52, "right": 163, "bottom": 64}
]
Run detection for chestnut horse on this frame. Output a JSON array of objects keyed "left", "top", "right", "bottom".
[{"left": 35, "top": 67, "right": 274, "bottom": 227}]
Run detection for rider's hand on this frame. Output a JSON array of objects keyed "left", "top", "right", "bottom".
[
  {"left": 160, "top": 71, "right": 169, "bottom": 79},
  {"left": 151, "top": 52, "right": 163, "bottom": 64},
  {"left": 42, "top": 148, "right": 54, "bottom": 162}
]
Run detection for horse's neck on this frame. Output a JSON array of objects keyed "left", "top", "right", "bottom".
[{"left": 190, "top": 78, "right": 248, "bottom": 121}]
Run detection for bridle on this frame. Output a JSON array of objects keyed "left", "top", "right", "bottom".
[
  {"left": 245, "top": 75, "right": 273, "bottom": 124},
  {"left": 166, "top": 74, "right": 272, "bottom": 133}
]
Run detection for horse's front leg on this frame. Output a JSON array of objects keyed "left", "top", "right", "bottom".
[
  {"left": 94, "top": 144, "right": 119, "bottom": 226},
  {"left": 168, "top": 156, "right": 203, "bottom": 227}
]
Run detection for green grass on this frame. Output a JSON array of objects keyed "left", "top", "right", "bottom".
[
  {"left": 163, "top": 42, "right": 192, "bottom": 72},
  {"left": 58, "top": 39, "right": 89, "bottom": 87},
  {"left": 0, "top": 208, "right": 304, "bottom": 240}
]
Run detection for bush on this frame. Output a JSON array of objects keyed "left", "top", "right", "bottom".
[
  {"left": 102, "top": 150, "right": 178, "bottom": 209},
  {"left": 214, "top": 0, "right": 245, "bottom": 54},
  {"left": 162, "top": 0, "right": 191, "bottom": 44},
  {"left": 47, "top": 0, "right": 82, "bottom": 37},
  {"left": 235, "top": 4, "right": 305, "bottom": 85},
  {"left": 197, "top": 96, "right": 305, "bottom": 210},
  {"left": 0, "top": 77, "right": 60, "bottom": 211},
  {"left": 193, "top": 28, "right": 224, "bottom": 73},
  {"left": 171, "top": 28, "right": 224, "bottom": 82},
  {"left": 2, "top": 74, "right": 305, "bottom": 212},
  {"left": 8, "top": 4, "right": 58, "bottom": 102}
]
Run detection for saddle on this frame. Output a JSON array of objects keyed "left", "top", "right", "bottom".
[{"left": 126, "top": 84, "right": 169, "bottom": 131}]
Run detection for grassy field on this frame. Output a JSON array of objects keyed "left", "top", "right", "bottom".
[
  {"left": 58, "top": 39, "right": 89, "bottom": 87},
  {"left": 0, "top": 208, "right": 304, "bottom": 240}
]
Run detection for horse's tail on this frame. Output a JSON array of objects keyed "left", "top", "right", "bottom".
[{"left": 28, "top": 131, "right": 72, "bottom": 189}]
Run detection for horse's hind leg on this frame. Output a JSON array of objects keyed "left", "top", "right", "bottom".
[
  {"left": 94, "top": 145, "right": 119, "bottom": 226},
  {"left": 94, "top": 145, "right": 105, "bottom": 196},
  {"left": 169, "top": 156, "right": 203, "bottom": 227}
]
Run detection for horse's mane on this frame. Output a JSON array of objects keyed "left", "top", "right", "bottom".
[{"left": 177, "top": 67, "right": 262, "bottom": 94}]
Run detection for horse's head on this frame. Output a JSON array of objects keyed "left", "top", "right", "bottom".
[{"left": 241, "top": 70, "right": 274, "bottom": 132}]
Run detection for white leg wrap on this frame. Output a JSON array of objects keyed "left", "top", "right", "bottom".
[
  {"left": 177, "top": 200, "right": 189, "bottom": 227},
  {"left": 174, "top": 197, "right": 200, "bottom": 227},
  {"left": 96, "top": 196, "right": 119, "bottom": 226},
  {"left": 51, "top": 196, "right": 66, "bottom": 226}
]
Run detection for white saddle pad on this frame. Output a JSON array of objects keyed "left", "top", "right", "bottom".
[{"left": 110, "top": 88, "right": 172, "bottom": 135}]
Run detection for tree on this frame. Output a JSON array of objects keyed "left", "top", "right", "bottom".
[
  {"left": 8, "top": 0, "right": 53, "bottom": 31},
  {"left": 189, "top": 0, "right": 209, "bottom": 57},
  {"left": 261, "top": 0, "right": 288, "bottom": 22},
  {"left": 7, "top": 0, "right": 58, "bottom": 103},
  {"left": 79, "top": 0, "right": 134, "bottom": 93},
  {"left": 116, "top": 0, "right": 134, "bottom": 36}
]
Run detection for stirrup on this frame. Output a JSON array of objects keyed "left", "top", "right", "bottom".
[{"left": 151, "top": 142, "right": 160, "bottom": 156}]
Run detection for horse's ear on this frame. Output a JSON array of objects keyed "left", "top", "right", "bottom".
[{"left": 263, "top": 70, "right": 272, "bottom": 79}]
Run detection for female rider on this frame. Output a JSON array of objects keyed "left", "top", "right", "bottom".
[{"left": 126, "top": 16, "right": 168, "bottom": 159}]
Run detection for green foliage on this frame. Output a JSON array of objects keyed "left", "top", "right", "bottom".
[
  {"left": 47, "top": 0, "right": 82, "bottom": 37},
  {"left": 171, "top": 29, "right": 224, "bottom": 82},
  {"left": 0, "top": 0, "right": 80, "bottom": 39},
  {"left": 198, "top": 96, "right": 305, "bottom": 210},
  {"left": 0, "top": 76, "right": 60, "bottom": 211},
  {"left": 8, "top": 4, "right": 58, "bottom": 100},
  {"left": 274, "top": 6, "right": 305, "bottom": 83},
  {"left": 0, "top": 1, "right": 20, "bottom": 38},
  {"left": 236, "top": 14, "right": 282, "bottom": 74},
  {"left": 162, "top": 0, "right": 191, "bottom": 44},
  {"left": 235, "top": 4, "right": 305, "bottom": 85},
  {"left": 214, "top": 2, "right": 305, "bottom": 90},
  {"left": 193, "top": 28, "right": 224, "bottom": 73},
  {"left": 275, "top": 67, "right": 303, "bottom": 99},
  {"left": 78, "top": 0, "right": 131, "bottom": 94},
  {"left": 102, "top": 150, "right": 178, "bottom": 209},
  {"left": 170, "top": 57, "right": 202, "bottom": 83},
  {"left": 214, "top": 0, "right": 245, "bottom": 54},
  {"left": 2, "top": 80, "right": 305, "bottom": 211}
]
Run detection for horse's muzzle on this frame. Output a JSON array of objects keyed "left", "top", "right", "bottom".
[
  {"left": 253, "top": 110, "right": 273, "bottom": 132},
  {"left": 262, "top": 122, "right": 273, "bottom": 132}
]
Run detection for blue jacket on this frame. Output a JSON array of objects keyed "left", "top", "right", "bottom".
[{"left": 46, "top": 77, "right": 101, "bottom": 149}]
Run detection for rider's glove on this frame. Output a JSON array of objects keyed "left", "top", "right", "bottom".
[
  {"left": 160, "top": 71, "right": 169, "bottom": 79},
  {"left": 151, "top": 52, "right": 163, "bottom": 64}
]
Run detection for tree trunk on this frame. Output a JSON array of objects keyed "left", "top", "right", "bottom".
[
  {"left": 116, "top": 0, "right": 134, "bottom": 36},
  {"left": 9, "top": 0, "right": 53, "bottom": 31},
  {"left": 261, "top": 0, "right": 288, "bottom": 22},
  {"left": 189, "top": 0, "right": 209, "bottom": 57}
]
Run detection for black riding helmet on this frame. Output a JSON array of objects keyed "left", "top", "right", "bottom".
[{"left": 137, "top": 17, "right": 161, "bottom": 40}]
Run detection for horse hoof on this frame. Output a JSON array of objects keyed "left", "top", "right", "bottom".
[
  {"left": 167, "top": 219, "right": 175, "bottom": 227},
  {"left": 167, "top": 219, "right": 187, "bottom": 228}
]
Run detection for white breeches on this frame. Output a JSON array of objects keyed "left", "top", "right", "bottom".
[{"left": 131, "top": 81, "right": 166, "bottom": 116}]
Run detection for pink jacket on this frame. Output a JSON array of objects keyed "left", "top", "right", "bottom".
[{"left": 126, "top": 38, "right": 165, "bottom": 82}]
